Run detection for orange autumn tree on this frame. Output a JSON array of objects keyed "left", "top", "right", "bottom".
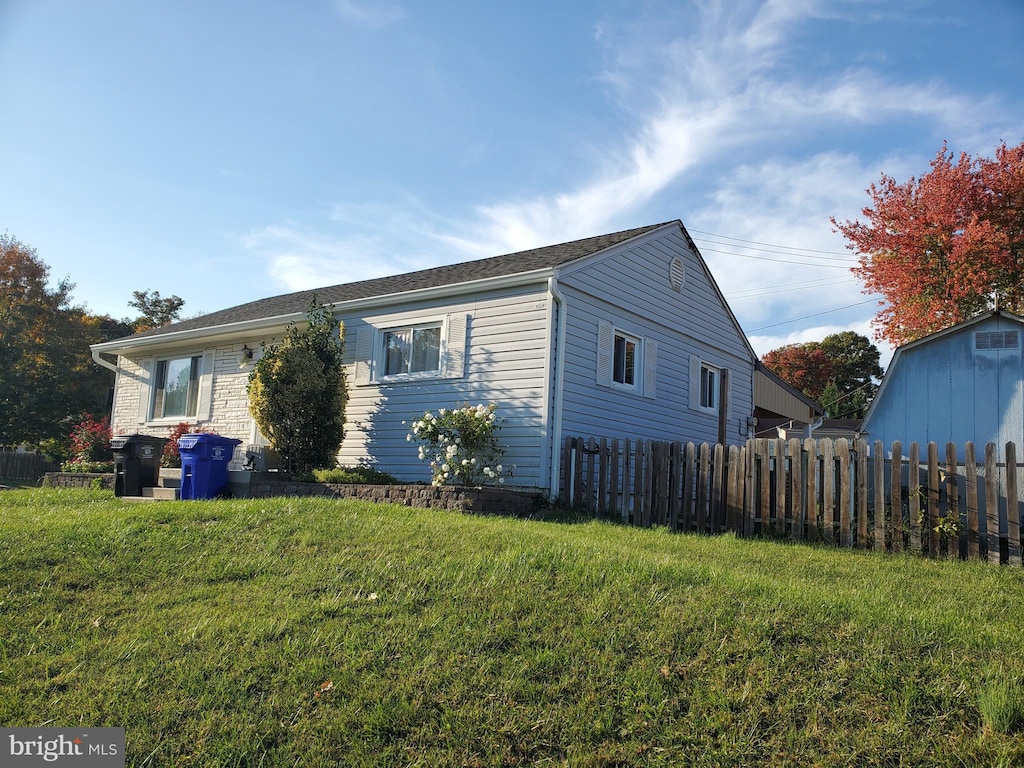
[{"left": 833, "top": 141, "right": 1024, "bottom": 346}]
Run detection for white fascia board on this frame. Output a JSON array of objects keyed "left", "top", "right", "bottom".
[{"left": 91, "top": 268, "right": 555, "bottom": 355}]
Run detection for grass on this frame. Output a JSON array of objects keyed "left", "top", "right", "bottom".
[{"left": 1, "top": 488, "right": 1024, "bottom": 767}]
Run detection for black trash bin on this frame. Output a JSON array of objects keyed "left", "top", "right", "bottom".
[{"left": 111, "top": 434, "right": 168, "bottom": 497}]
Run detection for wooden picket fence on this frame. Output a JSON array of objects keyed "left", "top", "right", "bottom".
[
  {"left": 0, "top": 450, "right": 59, "bottom": 482},
  {"left": 559, "top": 436, "right": 1024, "bottom": 567}
]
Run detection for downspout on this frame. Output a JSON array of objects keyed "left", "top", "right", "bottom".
[
  {"left": 92, "top": 349, "right": 120, "bottom": 374},
  {"left": 547, "top": 277, "right": 567, "bottom": 500}
]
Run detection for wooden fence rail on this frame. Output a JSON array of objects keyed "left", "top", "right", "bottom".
[
  {"left": 0, "top": 450, "right": 59, "bottom": 482},
  {"left": 559, "top": 436, "right": 1024, "bottom": 567}
]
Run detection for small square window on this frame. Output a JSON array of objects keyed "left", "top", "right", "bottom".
[{"left": 382, "top": 324, "right": 442, "bottom": 377}]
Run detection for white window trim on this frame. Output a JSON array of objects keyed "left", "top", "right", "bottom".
[
  {"left": 689, "top": 354, "right": 728, "bottom": 417},
  {"left": 353, "top": 313, "right": 468, "bottom": 386},
  {"left": 138, "top": 349, "right": 214, "bottom": 426},
  {"left": 377, "top": 319, "right": 447, "bottom": 382},
  {"left": 597, "top": 320, "right": 657, "bottom": 399},
  {"left": 611, "top": 330, "right": 641, "bottom": 391}
]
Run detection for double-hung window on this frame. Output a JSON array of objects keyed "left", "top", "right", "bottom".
[
  {"left": 153, "top": 355, "right": 201, "bottom": 419},
  {"left": 382, "top": 324, "right": 442, "bottom": 378}
]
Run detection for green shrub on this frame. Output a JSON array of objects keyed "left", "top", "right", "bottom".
[
  {"left": 312, "top": 465, "right": 400, "bottom": 485},
  {"left": 60, "top": 460, "right": 114, "bottom": 473},
  {"left": 248, "top": 298, "right": 348, "bottom": 476},
  {"left": 408, "top": 403, "right": 511, "bottom": 487}
]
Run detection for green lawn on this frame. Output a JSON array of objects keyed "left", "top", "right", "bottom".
[{"left": 1, "top": 487, "right": 1023, "bottom": 767}]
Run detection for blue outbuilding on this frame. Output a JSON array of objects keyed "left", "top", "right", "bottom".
[{"left": 860, "top": 310, "right": 1024, "bottom": 457}]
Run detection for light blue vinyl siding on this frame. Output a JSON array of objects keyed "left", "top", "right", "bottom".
[
  {"left": 862, "top": 315, "right": 1024, "bottom": 457},
  {"left": 336, "top": 284, "right": 551, "bottom": 486},
  {"left": 557, "top": 228, "right": 755, "bottom": 445}
]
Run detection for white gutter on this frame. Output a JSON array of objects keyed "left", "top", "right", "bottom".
[
  {"left": 547, "top": 276, "right": 567, "bottom": 499},
  {"left": 91, "top": 349, "right": 120, "bottom": 373}
]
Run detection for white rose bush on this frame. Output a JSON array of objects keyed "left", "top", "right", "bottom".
[{"left": 407, "top": 403, "right": 512, "bottom": 487}]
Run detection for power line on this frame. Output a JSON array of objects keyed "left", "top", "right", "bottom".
[
  {"left": 746, "top": 298, "right": 879, "bottom": 332},
  {"left": 688, "top": 228, "right": 853, "bottom": 257},
  {"left": 726, "top": 277, "right": 860, "bottom": 299},
  {"left": 698, "top": 246, "right": 856, "bottom": 269}
]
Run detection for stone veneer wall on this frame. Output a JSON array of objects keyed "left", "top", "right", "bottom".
[{"left": 112, "top": 342, "right": 266, "bottom": 469}]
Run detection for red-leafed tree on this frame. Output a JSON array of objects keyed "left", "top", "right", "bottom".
[
  {"left": 833, "top": 140, "right": 1024, "bottom": 346},
  {"left": 760, "top": 344, "right": 835, "bottom": 401}
]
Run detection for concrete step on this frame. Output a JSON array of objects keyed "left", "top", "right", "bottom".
[{"left": 141, "top": 486, "right": 179, "bottom": 501}]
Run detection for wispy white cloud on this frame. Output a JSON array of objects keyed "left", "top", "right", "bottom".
[{"left": 249, "top": 0, "right": 1017, "bottom": 344}]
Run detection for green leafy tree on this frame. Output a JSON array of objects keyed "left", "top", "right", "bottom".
[
  {"left": 247, "top": 298, "right": 347, "bottom": 476},
  {"left": 762, "top": 331, "right": 882, "bottom": 419},
  {"left": 0, "top": 234, "right": 112, "bottom": 446},
  {"left": 129, "top": 289, "right": 185, "bottom": 332}
]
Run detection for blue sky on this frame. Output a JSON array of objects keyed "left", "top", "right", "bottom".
[{"left": 2, "top": 0, "right": 1022, "bottom": 364}]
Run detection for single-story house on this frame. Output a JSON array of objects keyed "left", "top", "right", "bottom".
[
  {"left": 91, "top": 220, "right": 759, "bottom": 494},
  {"left": 860, "top": 309, "right": 1024, "bottom": 455}
]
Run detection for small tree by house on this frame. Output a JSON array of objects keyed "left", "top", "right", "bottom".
[{"left": 247, "top": 298, "right": 347, "bottom": 477}]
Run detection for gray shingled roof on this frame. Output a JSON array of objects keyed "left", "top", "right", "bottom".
[{"left": 126, "top": 222, "right": 671, "bottom": 340}]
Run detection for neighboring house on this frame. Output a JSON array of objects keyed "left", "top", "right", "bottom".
[
  {"left": 91, "top": 221, "right": 759, "bottom": 494},
  {"left": 860, "top": 310, "right": 1024, "bottom": 454},
  {"left": 752, "top": 361, "right": 824, "bottom": 431}
]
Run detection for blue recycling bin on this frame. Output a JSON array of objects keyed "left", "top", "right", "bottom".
[{"left": 177, "top": 434, "right": 242, "bottom": 500}]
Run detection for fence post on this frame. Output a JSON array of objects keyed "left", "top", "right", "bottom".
[
  {"left": 757, "top": 439, "right": 770, "bottom": 536},
  {"left": 908, "top": 441, "right": 922, "bottom": 554},
  {"left": 855, "top": 439, "right": 868, "bottom": 548},
  {"left": 836, "top": 439, "right": 852, "bottom": 548},
  {"left": 804, "top": 438, "right": 818, "bottom": 541},
  {"left": 985, "top": 443, "right": 1000, "bottom": 564},
  {"left": 682, "top": 442, "right": 696, "bottom": 533},
  {"left": 597, "top": 437, "right": 609, "bottom": 517},
  {"left": 622, "top": 439, "right": 633, "bottom": 524},
  {"left": 874, "top": 441, "right": 886, "bottom": 552},
  {"left": 927, "top": 443, "right": 940, "bottom": 558},
  {"left": 789, "top": 438, "right": 803, "bottom": 539},
  {"left": 712, "top": 443, "right": 725, "bottom": 534},
  {"left": 945, "top": 442, "right": 960, "bottom": 559},
  {"left": 694, "top": 444, "right": 708, "bottom": 533},
  {"left": 820, "top": 438, "right": 835, "bottom": 544},
  {"left": 891, "top": 441, "right": 903, "bottom": 553},
  {"left": 964, "top": 442, "right": 979, "bottom": 560},
  {"left": 668, "top": 441, "right": 682, "bottom": 532},
  {"left": 1007, "top": 441, "right": 1021, "bottom": 567},
  {"left": 608, "top": 438, "right": 620, "bottom": 520}
]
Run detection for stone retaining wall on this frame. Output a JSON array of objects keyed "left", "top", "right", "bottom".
[
  {"left": 246, "top": 479, "right": 544, "bottom": 517},
  {"left": 40, "top": 472, "right": 544, "bottom": 517},
  {"left": 42, "top": 472, "right": 116, "bottom": 490}
]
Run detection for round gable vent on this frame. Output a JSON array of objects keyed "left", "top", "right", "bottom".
[{"left": 669, "top": 257, "right": 686, "bottom": 292}]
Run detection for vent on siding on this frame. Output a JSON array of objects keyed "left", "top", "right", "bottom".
[{"left": 975, "top": 330, "right": 1020, "bottom": 351}]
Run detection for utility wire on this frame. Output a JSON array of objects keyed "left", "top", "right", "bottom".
[
  {"left": 747, "top": 298, "right": 879, "bottom": 332},
  {"left": 688, "top": 228, "right": 853, "bottom": 257},
  {"left": 697, "top": 245, "right": 857, "bottom": 268}
]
